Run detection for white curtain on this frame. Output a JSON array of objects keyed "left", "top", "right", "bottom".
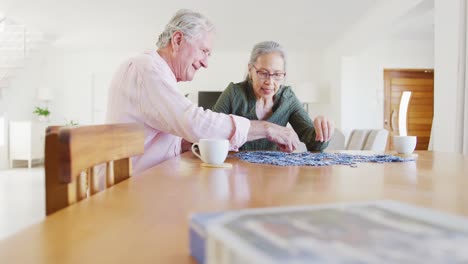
[{"left": 457, "top": 0, "right": 468, "bottom": 155}]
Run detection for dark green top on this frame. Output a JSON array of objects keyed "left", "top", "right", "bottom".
[{"left": 213, "top": 81, "right": 328, "bottom": 151}]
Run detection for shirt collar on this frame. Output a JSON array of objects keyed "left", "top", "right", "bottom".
[{"left": 146, "top": 50, "right": 177, "bottom": 83}]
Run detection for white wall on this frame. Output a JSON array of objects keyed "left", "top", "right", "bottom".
[
  {"left": 0, "top": 49, "right": 57, "bottom": 168},
  {"left": 322, "top": 52, "right": 343, "bottom": 129},
  {"left": 433, "top": 0, "right": 461, "bottom": 152},
  {"left": 0, "top": 0, "right": 444, "bottom": 168},
  {"left": 340, "top": 39, "right": 434, "bottom": 138},
  {"left": 54, "top": 50, "right": 138, "bottom": 125},
  {"left": 323, "top": 0, "right": 432, "bottom": 138},
  {"left": 54, "top": 49, "right": 326, "bottom": 124},
  {"left": 0, "top": 47, "right": 326, "bottom": 168},
  {"left": 0, "top": 38, "right": 433, "bottom": 168},
  {"left": 179, "top": 51, "right": 327, "bottom": 106}
]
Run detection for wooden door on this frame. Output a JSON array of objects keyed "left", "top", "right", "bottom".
[{"left": 384, "top": 69, "right": 434, "bottom": 150}]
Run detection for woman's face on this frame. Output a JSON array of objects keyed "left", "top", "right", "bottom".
[{"left": 249, "top": 52, "right": 286, "bottom": 100}]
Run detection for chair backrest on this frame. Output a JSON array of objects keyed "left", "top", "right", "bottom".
[
  {"left": 45, "top": 123, "right": 145, "bottom": 215},
  {"left": 363, "top": 129, "right": 389, "bottom": 151},
  {"left": 326, "top": 128, "right": 346, "bottom": 150},
  {"left": 346, "top": 129, "right": 371, "bottom": 150}
]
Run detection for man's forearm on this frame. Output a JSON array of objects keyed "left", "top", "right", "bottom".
[{"left": 247, "top": 120, "right": 272, "bottom": 141}]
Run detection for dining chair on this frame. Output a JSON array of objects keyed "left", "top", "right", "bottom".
[
  {"left": 326, "top": 128, "right": 346, "bottom": 150},
  {"left": 45, "top": 123, "right": 145, "bottom": 215},
  {"left": 295, "top": 128, "right": 346, "bottom": 152},
  {"left": 346, "top": 129, "right": 389, "bottom": 151},
  {"left": 346, "top": 129, "right": 371, "bottom": 150},
  {"left": 362, "top": 129, "right": 389, "bottom": 151}
]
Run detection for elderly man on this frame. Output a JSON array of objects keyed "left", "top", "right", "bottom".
[{"left": 106, "top": 9, "right": 300, "bottom": 174}]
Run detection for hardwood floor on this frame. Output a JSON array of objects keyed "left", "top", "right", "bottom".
[{"left": 0, "top": 167, "right": 45, "bottom": 240}]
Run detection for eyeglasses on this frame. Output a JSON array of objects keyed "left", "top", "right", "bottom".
[{"left": 252, "top": 65, "right": 286, "bottom": 81}]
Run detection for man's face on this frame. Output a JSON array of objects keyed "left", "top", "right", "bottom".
[{"left": 173, "top": 31, "right": 214, "bottom": 82}]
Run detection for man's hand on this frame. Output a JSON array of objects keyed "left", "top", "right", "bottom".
[
  {"left": 313, "top": 116, "right": 334, "bottom": 142},
  {"left": 266, "top": 124, "right": 301, "bottom": 152},
  {"left": 247, "top": 121, "right": 300, "bottom": 152},
  {"left": 181, "top": 138, "right": 192, "bottom": 153}
]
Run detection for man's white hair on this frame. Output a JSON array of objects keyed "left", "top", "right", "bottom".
[{"left": 156, "top": 9, "right": 215, "bottom": 48}]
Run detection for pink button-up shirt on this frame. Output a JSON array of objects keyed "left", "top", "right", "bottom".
[{"left": 106, "top": 50, "right": 250, "bottom": 174}]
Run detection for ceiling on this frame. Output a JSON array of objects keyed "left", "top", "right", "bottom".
[
  {"left": 0, "top": 0, "right": 433, "bottom": 52},
  {"left": 391, "top": 0, "right": 434, "bottom": 40}
]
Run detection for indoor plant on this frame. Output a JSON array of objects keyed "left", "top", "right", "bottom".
[{"left": 33, "top": 106, "right": 50, "bottom": 122}]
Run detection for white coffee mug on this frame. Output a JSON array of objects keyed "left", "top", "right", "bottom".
[
  {"left": 191, "top": 139, "right": 229, "bottom": 165},
  {"left": 393, "top": 136, "right": 417, "bottom": 154}
]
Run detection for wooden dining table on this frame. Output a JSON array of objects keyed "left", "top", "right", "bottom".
[{"left": 0, "top": 151, "right": 467, "bottom": 263}]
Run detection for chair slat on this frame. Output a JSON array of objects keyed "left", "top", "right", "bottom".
[
  {"left": 45, "top": 126, "right": 67, "bottom": 215},
  {"left": 106, "top": 161, "right": 114, "bottom": 188},
  {"left": 114, "top": 158, "right": 132, "bottom": 184},
  {"left": 45, "top": 123, "right": 144, "bottom": 215}
]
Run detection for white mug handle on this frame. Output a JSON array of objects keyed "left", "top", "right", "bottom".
[{"left": 191, "top": 143, "right": 202, "bottom": 160}]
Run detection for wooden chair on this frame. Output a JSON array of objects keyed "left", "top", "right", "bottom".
[{"left": 45, "top": 123, "right": 145, "bottom": 215}]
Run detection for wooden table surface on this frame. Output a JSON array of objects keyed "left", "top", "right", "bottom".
[{"left": 0, "top": 151, "right": 467, "bottom": 263}]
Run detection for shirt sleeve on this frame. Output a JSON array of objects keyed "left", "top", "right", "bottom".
[
  {"left": 287, "top": 89, "right": 329, "bottom": 151},
  {"left": 137, "top": 64, "right": 250, "bottom": 151}
]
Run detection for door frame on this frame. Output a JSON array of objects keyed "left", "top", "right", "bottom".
[{"left": 383, "top": 68, "right": 434, "bottom": 150}]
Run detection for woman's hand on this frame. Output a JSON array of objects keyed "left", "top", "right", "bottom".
[{"left": 314, "top": 116, "right": 334, "bottom": 142}]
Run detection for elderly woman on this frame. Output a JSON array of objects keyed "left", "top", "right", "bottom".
[
  {"left": 106, "top": 11, "right": 301, "bottom": 174},
  {"left": 213, "top": 41, "right": 334, "bottom": 151}
]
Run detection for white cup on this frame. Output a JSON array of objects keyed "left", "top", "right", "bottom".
[
  {"left": 191, "top": 139, "right": 229, "bottom": 165},
  {"left": 393, "top": 136, "right": 417, "bottom": 154}
]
